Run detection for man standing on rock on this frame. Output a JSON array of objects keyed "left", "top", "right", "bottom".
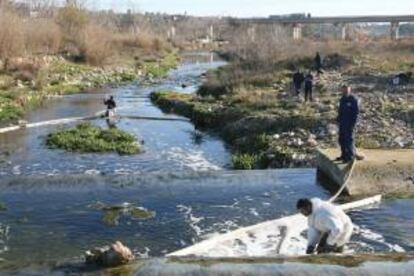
[{"left": 337, "top": 85, "right": 359, "bottom": 163}]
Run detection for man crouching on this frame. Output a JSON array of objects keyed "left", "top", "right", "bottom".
[{"left": 296, "top": 198, "right": 353, "bottom": 254}]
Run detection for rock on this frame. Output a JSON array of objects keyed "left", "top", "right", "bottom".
[
  {"left": 85, "top": 241, "right": 135, "bottom": 267},
  {"left": 307, "top": 137, "right": 318, "bottom": 147},
  {"left": 326, "top": 123, "right": 338, "bottom": 136},
  {"left": 393, "top": 136, "right": 405, "bottom": 148},
  {"left": 293, "top": 138, "right": 304, "bottom": 147},
  {"left": 16, "top": 80, "right": 24, "bottom": 88},
  {"left": 18, "top": 120, "right": 28, "bottom": 127}
]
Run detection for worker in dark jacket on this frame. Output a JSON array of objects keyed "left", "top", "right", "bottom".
[
  {"left": 104, "top": 96, "right": 117, "bottom": 117},
  {"left": 293, "top": 70, "right": 305, "bottom": 95},
  {"left": 315, "top": 52, "right": 323, "bottom": 75},
  {"left": 337, "top": 85, "right": 359, "bottom": 162},
  {"left": 304, "top": 71, "right": 314, "bottom": 102}
]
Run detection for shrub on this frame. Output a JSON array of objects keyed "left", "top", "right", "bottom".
[
  {"left": 232, "top": 153, "right": 258, "bottom": 170},
  {"left": 46, "top": 122, "right": 140, "bottom": 155},
  {"left": 25, "top": 19, "right": 62, "bottom": 55},
  {"left": 0, "top": 9, "right": 25, "bottom": 71},
  {"left": 80, "top": 24, "right": 113, "bottom": 66}
]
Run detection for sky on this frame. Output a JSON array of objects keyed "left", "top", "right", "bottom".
[{"left": 90, "top": 0, "right": 414, "bottom": 17}]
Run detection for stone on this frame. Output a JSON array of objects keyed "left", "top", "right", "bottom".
[
  {"left": 16, "top": 80, "right": 24, "bottom": 88},
  {"left": 85, "top": 241, "right": 135, "bottom": 267},
  {"left": 18, "top": 120, "right": 28, "bottom": 127},
  {"left": 307, "top": 137, "right": 319, "bottom": 147},
  {"left": 326, "top": 123, "right": 338, "bottom": 136}
]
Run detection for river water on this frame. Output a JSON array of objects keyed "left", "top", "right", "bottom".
[{"left": 0, "top": 52, "right": 413, "bottom": 272}]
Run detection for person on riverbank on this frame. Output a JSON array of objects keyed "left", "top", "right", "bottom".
[
  {"left": 297, "top": 198, "right": 353, "bottom": 254},
  {"left": 293, "top": 70, "right": 305, "bottom": 95},
  {"left": 315, "top": 52, "right": 323, "bottom": 75},
  {"left": 104, "top": 96, "right": 117, "bottom": 117},
  {"left": 336, "top": 85, "right": 359, "bottom": 163},
  {"left": 304, "top": 71, "right": 314, "bottom": 102}
]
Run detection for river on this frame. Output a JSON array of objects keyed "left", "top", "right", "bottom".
[{"left": 0, "top": 52, "right": 413, "bottom": 272}]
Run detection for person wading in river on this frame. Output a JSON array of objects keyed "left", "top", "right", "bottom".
[
  {"left": 297, "top": 198, "right": 353, "bottom": 254},
  {"left": 104, "top": 96, "right": 117, "bottom": 117},
  {"left": 336, "top": 85, "right": 359, "bottom": 163}
]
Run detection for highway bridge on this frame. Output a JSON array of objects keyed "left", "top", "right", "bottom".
[{"left": 245, "top": 15, "right": 414, "bottom": 40}]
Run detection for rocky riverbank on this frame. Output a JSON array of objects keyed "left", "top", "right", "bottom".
[
  {"left": 0, "top": 51, "right": 179, "bottom": 127},
  {"left": 151, "top": 52, "right": 414, "bottom": 169}
]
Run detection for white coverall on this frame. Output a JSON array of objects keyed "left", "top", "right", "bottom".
[{"left": 307, "top": 198, "right": 353, "bottom": 248}]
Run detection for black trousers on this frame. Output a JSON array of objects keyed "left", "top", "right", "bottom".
[
  {"left": 339, "top": 127, "right": 355, "bottom": 161},
  {"left": 305, "top": 86, "right": 312, "bottom": 101},
  {"left": 317, "top": 233, "right": 344, "bottom": 254}
]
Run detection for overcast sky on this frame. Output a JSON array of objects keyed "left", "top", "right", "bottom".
[{"left": 89, "top": 0, "right": 414, "bottom": 17}]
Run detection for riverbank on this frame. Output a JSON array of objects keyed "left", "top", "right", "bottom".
[
  {"left": 151, "top": 44, "right": 414, "bottom": 169},
  {"left": 0, "top": 50, "right": 179, "bottom": 127}
]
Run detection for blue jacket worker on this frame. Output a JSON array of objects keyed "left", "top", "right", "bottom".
[{"left": 336, "top": 85, "right": 359, "bottom": 162}]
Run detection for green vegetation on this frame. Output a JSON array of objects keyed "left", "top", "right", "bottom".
[
  {"left": 143, "top": 52, "right": 180, "bottom": 77},
  {"left": 0, "top": 202, "right": 7, "bottom": 211},
  {"left": 232, "top": 153, "right": 258, "bottom": 170},
  {"left": 46, "top": 123, "right": 140, "bottom": 155},
  {"left": 0, "top": 93, "right": 24, "bottom": 124}
]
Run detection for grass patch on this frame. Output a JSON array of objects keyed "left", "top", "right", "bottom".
[
  {"left": 232, "top": 153, "right": 258, "bottom": 170},
  {"left": 46, "top": 122, "right": 140, "bottom": 155},
  {"left": 144, "top": 52, "right": 179, "bottom": 77},
  {"left": 0, "top": 94, "right": 24, "bottom": 124},
  {"left": 45, "top": 83, "right": 85, "bottom": 95},
  {"left": 0, "top": 202, "right": 7, "bottom": 211}
]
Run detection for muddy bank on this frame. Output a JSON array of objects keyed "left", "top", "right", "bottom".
[{"left": 317, "top": 148, "right": 414, "bottom": 197}]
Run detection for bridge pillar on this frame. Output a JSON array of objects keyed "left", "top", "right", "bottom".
[
  {"left": 247, "top": 26, "right": 256, "bottom": 42},
  {"left": 390, "top": 21, "right": 400, "bottom": 40},
  {"left": 292, "top": 23, "right": 302, "bottom": 40},
  {"left": 208, "top": 25, "right": 214, "bottom": 41},
  {"left": 340, "top": 24, "right": 348, "bottom": 40},
  {"left": 167, "top": 26, "right": 176, "bottom": 41}
]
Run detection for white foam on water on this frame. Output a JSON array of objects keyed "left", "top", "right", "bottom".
[
  {"left": 84, "top": 169, "right": 101, "bottom": 175},
  {"left": 177, "top": 205, "right": 205, "bottom": 241},
  {"left": 165, "top": 147, "right": 222, "bottom": 171},
  {"left": 249, "top": 208, "right": 259, "bottom": 217},
  {"left": 12, "top": 165, "right": 21, "bottom": 175},
  {"left": 211, "top": 199, "right": 240, "bottom": 209},
  {"left": 135, "top": 247, "right": 151, "bottom": 258},
  {"left": 356, "top": 226, "right": 406, "bottom": 253}
]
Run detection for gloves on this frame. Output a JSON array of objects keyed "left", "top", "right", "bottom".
[{"left": 306, "top": 246, "right": 315, "bottom": 254}]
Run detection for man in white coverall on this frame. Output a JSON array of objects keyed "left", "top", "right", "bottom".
[{"left": 296, "top": 198, "right": 353, "bottom": 254}]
